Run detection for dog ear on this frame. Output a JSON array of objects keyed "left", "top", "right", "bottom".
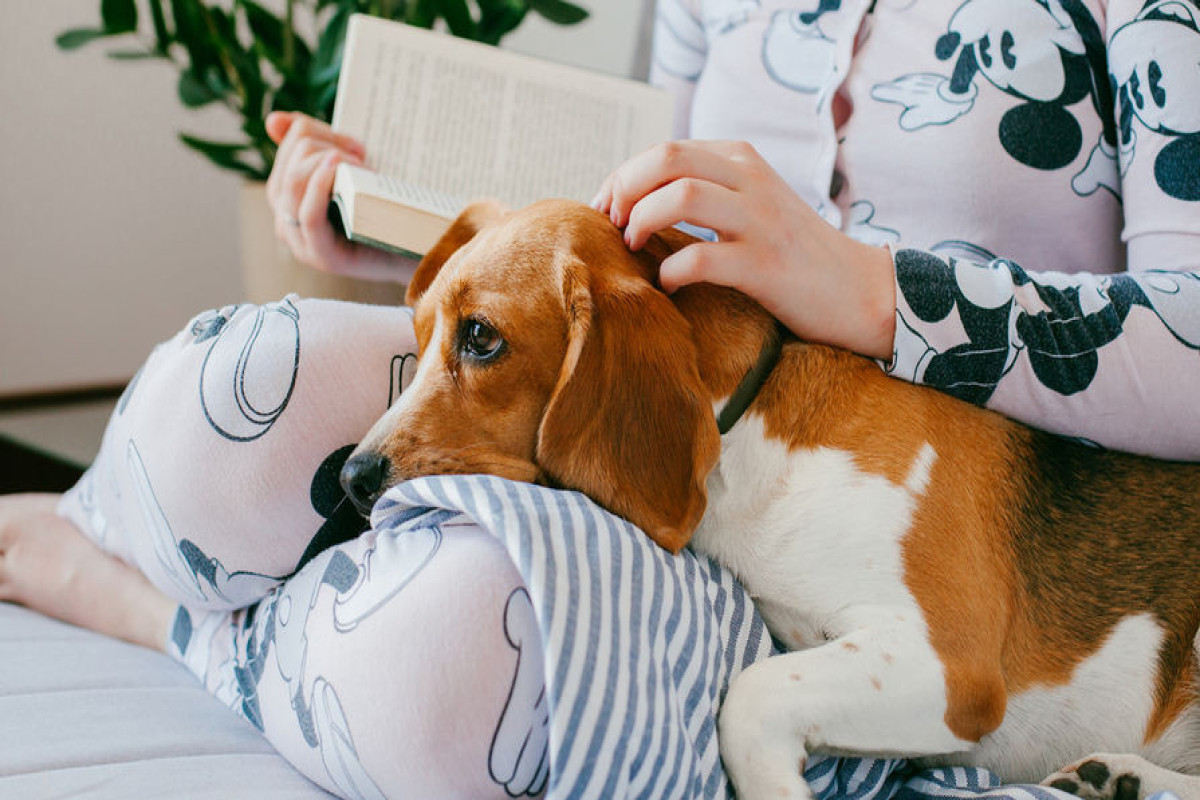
[
  {"left": 405, "top": 200, "right": 509, "bottom": 307},
  {"left": 535, "top": 255, "right": 720, "bottom": 553}
]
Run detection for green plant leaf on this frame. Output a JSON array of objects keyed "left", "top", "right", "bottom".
[
  {"left": 243, "top": 0, "right": 312, "bottom": 82},
  {"left": 526, "top": 0, "right": 588, "bottom": 25},
  {"left": 241, "top": 0, "right": 285, "bottom": 55},
  {"left": 437, "top": 0, "right": 479, "bottom": 38},
  {"left": 55, "top": 28, "right": 108, "bottom": 50},
  {"left": 170, "top": 0, "right": 216, "bottom": 73},
  {"left": 314, "top": 79, "right": 340, "bottom": 117},
  {"left": 178, "top": 68, "right": 218, "bottom": 106},
  {"left": 310, "top": 4, "right": 350, "bottom": 90},
  {"left": 107, "top": 48, "right": 161, "bottom": 60},
  {"left": 147, "top": 0, "right": 172, "bottom": 52},
  {"left": 479, "top": 4, "right": 527, "bottom": 44},
  {"left": 101, "top": 0, "right": 138, "bottom": 33},
  {"left": 407, "top": 0, "right": 438, "bottom": 27},
  {"left": 180, "top": 133, "right": 268, "bottom": 179}
]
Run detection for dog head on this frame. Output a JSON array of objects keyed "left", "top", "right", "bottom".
[{"left": 340, "top": 199, "right": 721, "bottom": 552}]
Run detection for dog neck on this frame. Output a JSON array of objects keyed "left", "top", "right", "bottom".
[
  {"left": 671, "top": 284, "right": 785, "bottom": 431},
  {"left": 714, "top": 321, "right": 786, "bottom": 434}
]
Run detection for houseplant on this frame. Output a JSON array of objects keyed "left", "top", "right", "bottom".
[
  {"left": 57, "top": 0, "right": 589, "bottom": 180},
  {"left": 57, "top": 0, "right": 589, "bottom": 303}
]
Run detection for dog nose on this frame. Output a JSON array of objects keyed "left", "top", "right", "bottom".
[{"left": 340, "top": 451, "right": 390, "bottom": 516}]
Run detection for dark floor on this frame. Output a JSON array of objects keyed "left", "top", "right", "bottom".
[{"left": 0, "top": 435, "right": 86, "bottom": 494}]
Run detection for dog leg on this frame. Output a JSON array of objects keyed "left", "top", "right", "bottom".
[
  {"left": 1044, "top": 754, "right": 1200, "bottom": 800},
  {"left": 719, "top": 618, "right": 978, "bottom": 800}
]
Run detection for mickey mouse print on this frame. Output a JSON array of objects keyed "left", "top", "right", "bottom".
[{"left": 872, "top": 0, "right": 1123, "bottom": 198}]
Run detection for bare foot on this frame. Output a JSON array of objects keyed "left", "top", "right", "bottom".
[{"left": 0, "top": 493, "right": 175, "bottom": 651}]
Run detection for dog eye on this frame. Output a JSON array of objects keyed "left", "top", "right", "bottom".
[{"left": 459, "top": 317, "right": 505, "bottom": 361}]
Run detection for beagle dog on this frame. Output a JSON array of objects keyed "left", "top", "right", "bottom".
[{"left": 341, "top": 199, "right": 1200, "bottom": 800}]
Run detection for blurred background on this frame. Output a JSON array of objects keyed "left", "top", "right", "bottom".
[{"left": 0, "top": 0, "right": 651, "bottom": 476}]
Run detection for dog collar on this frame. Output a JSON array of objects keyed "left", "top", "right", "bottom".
[{"left": 715, "top": 323, "right": 785, "bottom": 436}]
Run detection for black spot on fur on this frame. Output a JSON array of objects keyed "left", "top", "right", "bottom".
[
  {"left": 1076, "top": 760, "right": 1111, "bottom": 790},
  {"left": 1114, "top": 774, "right": 1141, "bottom": 800}
]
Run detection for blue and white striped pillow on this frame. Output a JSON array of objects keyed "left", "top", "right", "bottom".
[{"left": 373, "top": 476, "right": 1178, "bottom": 800}]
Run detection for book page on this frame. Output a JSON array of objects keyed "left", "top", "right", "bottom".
[
  {"left": 338, "top": 164, "right": 465, "bottom": 219},
  {"left": 332, "top": 15, "right": 672, "bottom": 208}
]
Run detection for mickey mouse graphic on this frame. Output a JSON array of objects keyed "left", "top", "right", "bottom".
[
  {"left": 1109, "top": 0, "right": 1200, "bottom": 200},
  {"left": 888, "top": 248, "right": 1200, "bottom": 407},
  {"left": 192, "top": 298, "right": 301, "bottom": 443},
  {"left": 761, "top": 0, "right": 842, "bottom": 103},
  {"left": 872, "top": 0, "right": 1121, "bottom": 197}
]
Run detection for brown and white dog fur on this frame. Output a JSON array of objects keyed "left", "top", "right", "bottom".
[{"left": 340, "top": 199, "right": 1200, "bottom": 800}]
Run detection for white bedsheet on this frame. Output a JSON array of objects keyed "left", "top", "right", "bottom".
[{"left": 0, "top": 603, "right": 333, "bottom": 799}]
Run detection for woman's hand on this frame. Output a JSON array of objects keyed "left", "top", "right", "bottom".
[
  {"left": 265, "top": 111, "right": 416, "bottom": 283},
  {"left": 592, "top": 140, "right": 896, "bottom": 361}
]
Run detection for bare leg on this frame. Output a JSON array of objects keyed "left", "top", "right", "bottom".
[{"left": 0, "top": 492, "right": 175, "bottom": 652}]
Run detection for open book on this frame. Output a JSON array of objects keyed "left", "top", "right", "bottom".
[{"left": 329, "top": 14, "right": 673, "bottom": 258}]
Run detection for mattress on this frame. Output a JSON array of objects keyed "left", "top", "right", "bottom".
[{"left": 0, "top": 603, "right": 333, "bottom": 799}]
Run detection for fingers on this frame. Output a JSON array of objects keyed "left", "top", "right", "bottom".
[
  {"left": 297, "top": 151, "right": 352, "bottom": 268},
  {"left": 658, "top": 241, "right": 756, "bottom": 295},
  {"left": 265, "top": 112, "right": 368, "bottom": 271},
  {"left": 270, "top": 112, "right": 366, "bottom": 156},
  {"left": 600, "top": 140, "right": 755, "bottom": 228},
  {"left": 623, "top": 177, "right": 743, "bottom": 251},
  {"left": 267, "top": 113, "right": 365, "bottom": 217},
  {"left": 265, "top": 111, "right": 295, "bottom": 145}
]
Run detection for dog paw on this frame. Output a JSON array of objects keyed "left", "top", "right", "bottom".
[{"left": 1042, "top": 754, "right": 1152, "bottom": 799}]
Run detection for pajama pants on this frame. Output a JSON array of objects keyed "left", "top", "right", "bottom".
[{"left": 57, "top": 296, "right": 545, "bottom": 799}]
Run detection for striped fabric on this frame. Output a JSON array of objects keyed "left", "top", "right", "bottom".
[{"left": 372, "top": 476, "right": 1180, "bottom": 800}]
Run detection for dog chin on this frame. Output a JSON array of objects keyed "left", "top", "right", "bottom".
[{"left": 389, "top": 451, "right": 541, "bottom": 486}]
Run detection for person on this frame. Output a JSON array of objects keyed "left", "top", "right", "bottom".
[{"left": 3, "top": 0, "right": 1199, "bottom": 798}]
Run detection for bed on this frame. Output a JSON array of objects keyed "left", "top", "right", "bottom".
[{"left": 0, "top": 602, "right": 333, "bottom": 799}]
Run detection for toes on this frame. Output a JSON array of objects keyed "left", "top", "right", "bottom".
[
  {"left": 1112, "top": 774, "right": 1141, "bottom": 800},
  {"left": 1077, "top": 760, "right": 1113, "bottom": 791},
  {"left": 1047, "top": 777, "right": 1083, "bottom": 795},
  {"left": 1044, "top": 757, "right": 1145, "bottom": 800}
]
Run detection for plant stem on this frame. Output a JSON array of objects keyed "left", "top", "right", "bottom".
[
  {"left": 198, "top": 4, "right": 247, "bottom": 112},
  {"left": 284, "top": 0, "right": 295, "bottom": 72}
]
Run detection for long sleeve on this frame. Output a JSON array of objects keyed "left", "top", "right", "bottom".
[
  {"left": 886, "top": 251, "right": 1200, "bottom": 459},
  {"left": 649, "top": 0, "right": 707, "bottom": 139},
  {"left": 881, "top": 0, "right": 1200, "bottom": 460}
]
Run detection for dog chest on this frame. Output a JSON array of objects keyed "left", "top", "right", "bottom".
[{"left": 691, "top": 413, "right": 938, "bottom": 648}]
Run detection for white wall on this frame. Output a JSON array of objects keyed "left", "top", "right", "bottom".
[{"left": 0, "top": 0, "right": 646, "bottom": 398}]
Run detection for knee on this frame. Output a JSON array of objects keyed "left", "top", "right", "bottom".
[{"left": 276, "top": 524, "right": 547, "bottom": 799}]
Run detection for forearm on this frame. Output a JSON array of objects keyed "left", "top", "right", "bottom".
[{"left": 883, "top": 248, "right": 1200, "bottom": 460}]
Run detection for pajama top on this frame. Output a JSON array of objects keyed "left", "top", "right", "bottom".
[{"left": 652, "top": 0, "right": 1200, "bottom": 459}]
